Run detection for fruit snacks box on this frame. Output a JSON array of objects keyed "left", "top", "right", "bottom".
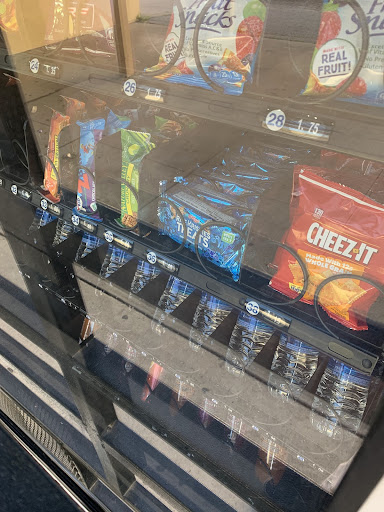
[
  {"left": 146, "top": 0, "right": 266, "bottom": 95},
  {"left": 303, "top": 0, "right": 384, "bottom": 106}
]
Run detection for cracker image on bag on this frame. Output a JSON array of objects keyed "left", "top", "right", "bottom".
[{"left": 270, "top": 166, "right": 384, "bottom": 330}]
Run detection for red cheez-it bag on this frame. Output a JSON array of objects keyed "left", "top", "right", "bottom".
[{"left": 270, "top": 166, "right": 384, "bottom": 330}]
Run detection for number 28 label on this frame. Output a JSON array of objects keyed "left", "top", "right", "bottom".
[{"left": 265, "top": 109, "right": 286, "bottom": 131}]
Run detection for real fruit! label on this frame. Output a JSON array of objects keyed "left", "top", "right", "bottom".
[
  {"left": 303, "top": 0, "right": 384, "bottom": 105},
  {"left": 146, "top": 0, "right": 266, "bottom": 95}
]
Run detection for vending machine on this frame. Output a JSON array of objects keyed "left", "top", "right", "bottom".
[{"left": 0, "top": 1, "right": 383, "bottom": 511}]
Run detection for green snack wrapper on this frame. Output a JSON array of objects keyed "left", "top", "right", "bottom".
[{"left": 116, "top": 130, "right": 155, "bottom": 229}]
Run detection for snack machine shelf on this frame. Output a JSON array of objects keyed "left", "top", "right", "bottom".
[
  {"left": 17, "top": 259, "right": 367, "bottom": 497},
  {"left": 1, "top": 174, "right": 380, "bottom": 374},
  {"left": 2, "top": 49, "right": 384, "bottom": 164}
]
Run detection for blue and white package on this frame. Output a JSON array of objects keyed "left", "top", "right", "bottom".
[
  {"left": 190, "top": 175, "right": 262, "bottom": 210},
  {"left": 52, "top": 220, "right": 79, "bottom": 247},
  {"left": 145, "top": 0, "right": 267, "bottom": 95},
  {"left": 75, "top": 232, "right": 105, "bottom": 261},
  {"left": 29, "top": 208, "right": 56, "bottom": 232},
  {"left": 104, "top": 109, "right": 131, "bottom": 137},
  {"left": 75, "top": 118, "right": 105, "bottom": 221},
  {"left": 158, "top": 183, "right": 252, "bottom": 281},
  {"left": 100, "top": 245, "right": 134, "bottom": 279}
]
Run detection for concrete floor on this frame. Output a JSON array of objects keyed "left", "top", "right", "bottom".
[{"left": 0, "top": 425, "right": 80, "bottom": 512}]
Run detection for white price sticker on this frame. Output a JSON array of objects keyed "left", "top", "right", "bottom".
[
  {"left": 145, "top": 88, "right": 163, "bottom": 102},
  {"left": 123, "top": 78, "right": 136, "bottom": 97},
  {"left": 147, "top": 251, "right": 157, "bottom": 265},
  {"left": 30, "top": 58, "right": 40, "bottom": 74},
  {"left": 297, "top": 119, "right": 320, "bottom": 136},
  {"left": 265, "top": 109, "right": 286, "bottom": 131}
]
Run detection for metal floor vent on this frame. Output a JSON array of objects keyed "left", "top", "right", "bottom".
[{"left": 0, "top": 388, "right": 86, "bottom": 486}]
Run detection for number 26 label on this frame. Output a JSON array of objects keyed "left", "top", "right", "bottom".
[
  {"left": 123, "top": 78, "right": 136, "bottom": 97},
  {"left": 265, "top": 109, "right": 286, "bottom": 131}
]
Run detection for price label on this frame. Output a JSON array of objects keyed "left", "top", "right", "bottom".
[
  {"left": 263, "top": 110, "right": 332, "bottom": 142},
  {"left": 20, "top": 189, "right": 31, "bottom": 201},
  {"left": 123, "top": 78, "right": 136, "bottom": 97},
  {"left": 264, "top": 110, "right": 286, "bottom": 132},
  {"left": 29, "top": 58, "right": 40, "bottom": 74},
  {"left": 79, "top": 219, "right": 96, "bottom": 232},
  {"left": 145, "top": 87, "right": 164, "bottom": 103},
  {"left": 41, "top": 63, "right": 60, "bottom": 78},
  {"left": 48, "top": 203, "right": 61, "bottom": 216},
  {"left": 286, "top": 117, "right": 332, "bottom": 141},
  {"left": 114, "top": 235, "right": 133, "bottom": 251}
]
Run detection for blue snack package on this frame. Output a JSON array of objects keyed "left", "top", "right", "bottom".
[
  {"left": 76, "top": 118, "right": 106, "bottom": 221},
  {"left": 158, "top": 183, "right": 252, "bottom": 281},
  {"left": 104, "top": 109, "right": 131, "bottom": 137},
  {"left": 145, "top": 0, "right": 267, "bottom": 96},
  {"left": 100, "top": 245, "right": 134, "bottom": 279},
  {"left": 189, "top": 177, "right": 260, "bottom": 211},
  {"left": 75, "top": 232, "right": 105, "bottom": 261},
  {"left": 29, "top": 208, "right": 56, "bottom": 232}
]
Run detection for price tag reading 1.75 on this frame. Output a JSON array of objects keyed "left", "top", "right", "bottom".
[
  {"left": 145, "top": 87, "right": 164, "bottom": 103},
  {"left": 297, "top": 119, "right": 320, "bottom": 135},
  {"left": 263, "top": 110, "right": 333, "bottom": 142}
]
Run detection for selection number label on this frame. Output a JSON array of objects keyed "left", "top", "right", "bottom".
[
  {"left": 147, "top": 251, "right": 157, "bottom": 265},
  {"left": 104, "top": 231, "right": 114, "bottom": 243},
  {"left": 246, "top": 301, "right": 260, "bottom": 316},
  {"left": 29, "top": 58, "right": 40, "bottom": 74},
  {"left": 71, "top": 214, "right": 80, "bottom": 226},
  {"left": 123, "top": 78, "right": 137, "bottom": 97},
  {"left": 265, "top": 109, "right": 286, "bottom": 132}
]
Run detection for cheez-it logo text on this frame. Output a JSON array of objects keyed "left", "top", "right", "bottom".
[{"left": 307, "top": 222, "right": 378, "bottom": 265}]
